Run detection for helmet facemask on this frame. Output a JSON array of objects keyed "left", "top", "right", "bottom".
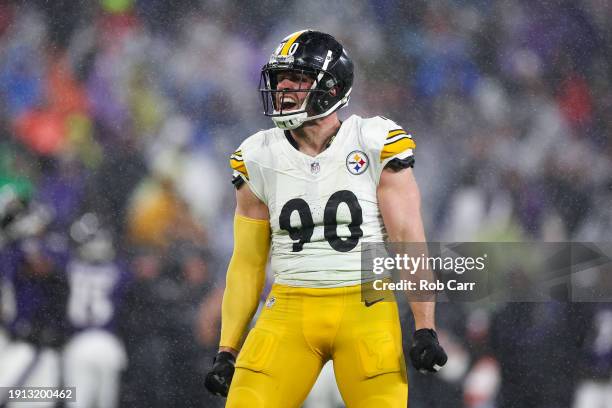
[
  {"left": 260, "top": 68, "right": 318, "bottom": 114},
  {"left": 260, "top": 67, "right": 343, "bottom": 130}
]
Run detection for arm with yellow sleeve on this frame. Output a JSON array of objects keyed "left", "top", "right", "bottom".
[{"left": 205, "top": 183, "right": 271, "bottom": 397}]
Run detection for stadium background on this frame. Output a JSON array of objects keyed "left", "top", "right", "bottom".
[{"left": 0, "top": 0, "right": 611, "bottom": 407}]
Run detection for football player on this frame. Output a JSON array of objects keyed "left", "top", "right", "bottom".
[
  {"left": 205, "top": 30, "right": 447, "bottom": 407},
  {"left": 0, "top": 195, "right": 67, "bottom": 408},
  {"left": 63, "top": 213, "right": 130, "bottom": 408}
]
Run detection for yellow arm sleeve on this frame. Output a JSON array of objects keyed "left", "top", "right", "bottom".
[{"left": 219, "top": 214, "right": 271, "bottom": 350}]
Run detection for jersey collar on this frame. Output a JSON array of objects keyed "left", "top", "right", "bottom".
[{"left": 282, "top": 120, "right": 345, "bottom": 157}]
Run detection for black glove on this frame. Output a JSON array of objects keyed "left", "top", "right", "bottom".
[
  {"left": 409, "top": 328, "right": 448, "bottom": 373},
  {"left": 205, "top": 351, "right": 236, "bottom": 397}
]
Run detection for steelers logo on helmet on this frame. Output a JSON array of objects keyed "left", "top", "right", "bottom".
[
  {"left": 260, "top": 30, "right": 354, "bottom": 130},
  {"left": 346, "top": 150, "right": 369, "bottom": 175}
]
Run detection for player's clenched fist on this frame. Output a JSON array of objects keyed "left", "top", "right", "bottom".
[
  {"left": 409, "top": 328, "right": 448, "bottom": 373},
  {"left": 205, "top": 351, "right": 236, "bottom": 397}
]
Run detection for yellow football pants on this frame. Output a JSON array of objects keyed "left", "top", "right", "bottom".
[{"left": 226, "top": 283, "right": 408, "bottom": 408}]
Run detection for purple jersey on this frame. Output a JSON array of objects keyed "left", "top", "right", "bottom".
[
  {"left": 0, "top": 233, "right": 70, "bottom": 344},
  {"left": 65, "top": 258, "right": 131, "bottom": 334}
]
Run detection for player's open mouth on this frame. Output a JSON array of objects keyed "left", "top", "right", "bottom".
[{"left": 280, "top": 100, "right": 298, "bottom": 110}]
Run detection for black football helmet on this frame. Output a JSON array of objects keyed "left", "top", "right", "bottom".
[{"left": 260, "top": 30, "right": 354, "bottom": 130}]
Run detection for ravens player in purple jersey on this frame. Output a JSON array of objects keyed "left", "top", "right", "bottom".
[
  {"left": 0, "top": 191, "right": 68, "bottom": 408},
  {"left": 62, "top": 213, "right": 131, "bottom": 408}
]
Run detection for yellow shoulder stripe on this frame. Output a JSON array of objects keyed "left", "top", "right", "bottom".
[
  {"left": 380, "top": 137, "right": 416, "bottom": 161},
  {"left": 230, "top": 150, "right": 249, "bottom": 179},
  {"left": 387, "top": 129, "right": 407, "bottom": 139}
]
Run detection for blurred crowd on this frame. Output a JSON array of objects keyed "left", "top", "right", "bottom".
[{"left": 0, "top": 0, "right": 611, "bottom": 407}]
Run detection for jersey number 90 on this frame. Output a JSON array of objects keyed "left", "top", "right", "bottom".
[{"left": 279, "top": 190, "right": 363, "bottom": 252}]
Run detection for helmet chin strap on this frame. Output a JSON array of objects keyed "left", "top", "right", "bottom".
[
  {"left": 272, "top": 111, "right": 308, "bottom": 130},
  {"left": 272, "top": 87, "right": 352, "bottom": 130}
]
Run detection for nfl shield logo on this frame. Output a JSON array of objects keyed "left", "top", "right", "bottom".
[{"left": 311, "top": 161, "right": 320, "bottom": 174}]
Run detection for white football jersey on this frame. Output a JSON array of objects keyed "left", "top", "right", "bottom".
[{"left": 230, "top": 115, "right": 415, "bottom": 288}]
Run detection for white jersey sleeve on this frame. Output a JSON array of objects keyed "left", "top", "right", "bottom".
[
  {"left": 229, "top": 132, "right": 268, "bottom": 204},
  {"left": 360, "top": 116, "right": 416, "bottom": 184}
]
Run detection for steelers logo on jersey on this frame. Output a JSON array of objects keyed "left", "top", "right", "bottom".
[{"left": 346, "top": 150, "right": 369, "bottom": 175}]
